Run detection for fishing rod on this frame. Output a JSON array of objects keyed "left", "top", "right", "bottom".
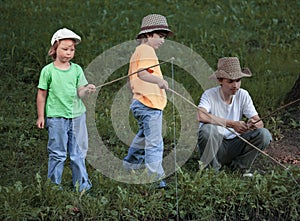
[
  {"left": 253, "top": 98, "right": 300, "bottom": 124},
  {"left": 167, "top": 88, "right": 299, "bottom": 187},
  {"left": 95, "top": 57, "right": 175, "bottom": 89},
  {"left": 167, "top": 88, "right": 289, "bottom": 170}
]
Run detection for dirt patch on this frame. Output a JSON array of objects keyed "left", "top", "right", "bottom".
[
  {"left": 267, "top": 128, "right": 300, "bottom": 166},
  {"left": 265, "top": 105, "right": 300, "bottom": 166}
]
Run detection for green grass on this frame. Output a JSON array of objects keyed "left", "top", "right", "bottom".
[{"left": 1, "top": 0, "right": 300, "bottom": 220}]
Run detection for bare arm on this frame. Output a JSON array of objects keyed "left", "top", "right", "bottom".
[
  {"left": 197, "top": 107, "right": 226, "bottom": 126},
  {"left": 197, "top": 107, "right": 249, "bottom": 134},
  {"left": 36, "top": 89, "right": 48, "bottom": 129},
  {"left": 137, "top": 69, "right": 168, "bottom": 89}
]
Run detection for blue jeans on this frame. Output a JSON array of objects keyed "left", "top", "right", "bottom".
[
  {"left": 197, "top": 124, "right": 272, "bottom": 171},
  {"left": 46, "top": 113, "right": 92, "bottom": 192},
  {"left": 123, "top": 100, "right": 165, "bottom": 179}
]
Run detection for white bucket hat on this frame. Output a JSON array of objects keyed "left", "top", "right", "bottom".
[
  {"left": 209, "top": 57, "right": 252, "bottom": 80},
  {"left": 137, "top": 14, "right": 173, "bottom": 38},
  {"left": 51, "top": 28, "right": 81, "bottom": 46}
]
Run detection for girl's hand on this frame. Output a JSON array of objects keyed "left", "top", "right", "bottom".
[
  {"left": 78, "top": 84, "right": 96, "bottom": 98},
  {"left": 36, "top": 117, "right": 45, "bottom": 129},
  {"left": 86, "top": 84, "right": 96, "bottom": 94}
]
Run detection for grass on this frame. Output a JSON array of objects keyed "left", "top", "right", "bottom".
[{"left": 1, "top": 0, "right": 300, "bottom": 220}]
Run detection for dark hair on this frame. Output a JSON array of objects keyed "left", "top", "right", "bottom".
[{"left": 136, "top": 30, "right": 169, "bottom": 45}]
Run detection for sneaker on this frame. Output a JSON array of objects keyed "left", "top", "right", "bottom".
[
  {"left": 157, "top": 180, "right": 167, "bottom": 189},
  {"left": 242, "top": 170, "right": 253, "bottom": 178}
]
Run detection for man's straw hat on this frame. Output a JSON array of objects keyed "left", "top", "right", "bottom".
[
  {"left": 137, "top": 14, "right": 173, "bottom": 38},
  {"left": 210, "top": 57, "right": 252, "bottom": 80}
]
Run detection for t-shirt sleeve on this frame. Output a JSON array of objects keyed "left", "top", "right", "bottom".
[
  {"left": 37, "top": 66, "right": 50, "bottom": 90},
  {"left": 242, "top": 90, "right": 258, "bottom": 118},
  {"left": 136, "top": 45, "right": 157, "bottom": 70},
  {"left": 76, "top": 65, "right": 88, "bottom": 87},
  {"left": 198, "top": 91, "right": 211, "bottom": 113}
]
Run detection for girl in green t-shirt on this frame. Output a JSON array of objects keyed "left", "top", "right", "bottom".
[{"left": 36, "top": 28, "right": 96, "bottom": 192}]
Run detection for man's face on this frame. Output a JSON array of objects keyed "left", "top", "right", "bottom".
[{"left": 219, "top": 78, "right": 242, "bottom": 95}]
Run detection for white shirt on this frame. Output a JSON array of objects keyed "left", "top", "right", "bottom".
[{"left": 198, "top": 86, "right": 258, "bottom": 139}]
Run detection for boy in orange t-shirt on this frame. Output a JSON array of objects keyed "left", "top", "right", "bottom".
[{"left": 123, "top": 14, "right": 173, "bottom": 188}]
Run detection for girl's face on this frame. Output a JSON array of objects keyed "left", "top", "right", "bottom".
[
  {"left": 55, "top": 39, "right": 76, "bottom": 63},
  {"left": 146, "top": 33, "right": 166, "bottom": 49}
]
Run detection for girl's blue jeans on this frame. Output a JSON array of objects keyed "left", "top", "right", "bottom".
[
  {"left": 46, "top": 113, "right": 92, "bottom": 192},
  {"left": 123, "top": 100, "right": 165, "bottom": 180}
]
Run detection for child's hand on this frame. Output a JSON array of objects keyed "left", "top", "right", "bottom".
[
  {"left": 157, "top": 79, "right": 168, "bottom": 89},
  {"left": 36, "top": 117, "right": 45, "bottom": 129},
  {"left": 86, "top": 84, "right": 96, "bottom": 94},
  {"left": 78, "top": 84, "right": 96, "bottom": 98}
]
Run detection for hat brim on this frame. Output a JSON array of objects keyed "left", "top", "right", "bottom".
[
  {"left": 209, "top": 68, "right": 252, "bottom": 80},
  {"left": 51, "top": 37, "right": 81, "bottom": 46},
  {"left": 136, "top": 28, "right": 173, "bottom": 38}
]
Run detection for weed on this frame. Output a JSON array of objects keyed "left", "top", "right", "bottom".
[{"left": 1, "top": 0, "right": 300, "bottom": 220}]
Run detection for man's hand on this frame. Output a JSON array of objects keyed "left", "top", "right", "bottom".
[
  {"left": 232, "top": 121, "right": 249, "bottom": 133},
  {"left": 247, "top": 118, "right": 263, "bottom": 130}
]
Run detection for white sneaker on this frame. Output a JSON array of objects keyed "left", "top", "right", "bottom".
[
  {"left": 242, "top": 171, "right": 253, "bottom": 177},
  {"left": 243, "top": 169, "right": 253, "bottom": 177}
]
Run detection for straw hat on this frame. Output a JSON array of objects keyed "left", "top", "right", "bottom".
[
  {"left": 137, "top": 14, "right": 173, "bottom": 38},
  {"left": 51, "top": 28, "right": 81, "bottom": 46},
  {"left": 209, "top": 57, "right": 252, "bottom": 80}
]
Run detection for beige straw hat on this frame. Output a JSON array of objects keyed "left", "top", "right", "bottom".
[
  {"left": 209, "top": 57, "right": 252, "bottom": 80},
  {"left": 137, "top": 14, "right": 173, "bottom": 38}
]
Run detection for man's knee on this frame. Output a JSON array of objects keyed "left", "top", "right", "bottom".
[
  {"left": 255, "top": 128, "right": 272, "bottom": 150},
  {"left": 198, "top": 124, "right": 221, "bottom": 138}
]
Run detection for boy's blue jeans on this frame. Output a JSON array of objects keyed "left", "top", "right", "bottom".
[
  {"left": 123, "top": 100, "right": 165, "bottom": 180},
  {"left": 46, "top": 113, "right": 92, "bottom": 192}
]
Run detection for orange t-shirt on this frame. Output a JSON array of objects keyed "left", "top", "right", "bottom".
[{"left": 128, "top": 44, "right": 167, "bottom": 110}]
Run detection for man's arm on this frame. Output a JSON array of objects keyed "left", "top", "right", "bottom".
[{"left": 197, "top": 107, "right": 249, "bottom": 134}]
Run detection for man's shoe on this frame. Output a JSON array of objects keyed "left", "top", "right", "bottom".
[{"left": 242, "top": 169, "right": 254, "bottom": 177}]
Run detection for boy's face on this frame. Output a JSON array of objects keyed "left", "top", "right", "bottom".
[
  {"left": 56, "top": 39, "right": 76, "bottom": 63},
  {"left": 147, "top": 33, "right": 166, "bottom": 49}
]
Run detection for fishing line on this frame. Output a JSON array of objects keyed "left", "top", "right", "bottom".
[
  {"left": 95, "top": 57, "right": 175, "bottom": 89},
  {"left": 167, "top": 88, "right": 300, "bottom": 187},
  {"left": 170, "top": 59, "right": 179, "bottom": 221},
  {"left": 92, "top": 55, "right": 299, "bottom": 187}
]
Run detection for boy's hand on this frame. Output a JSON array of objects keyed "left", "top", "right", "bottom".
[{"left": 157, "top": 79, "right": 168, "bottom": 89}]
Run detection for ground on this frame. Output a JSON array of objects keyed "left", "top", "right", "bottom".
[
  {"left": 267, "top": 128, "right": 300, "bottom": 166},
  {"left": 265, "top": 105, "right": 300, "bottom": 166}
]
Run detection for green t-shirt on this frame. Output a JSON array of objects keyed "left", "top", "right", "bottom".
[{"left": 37, "top": 62, "right": 88, "bottom": 118}]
